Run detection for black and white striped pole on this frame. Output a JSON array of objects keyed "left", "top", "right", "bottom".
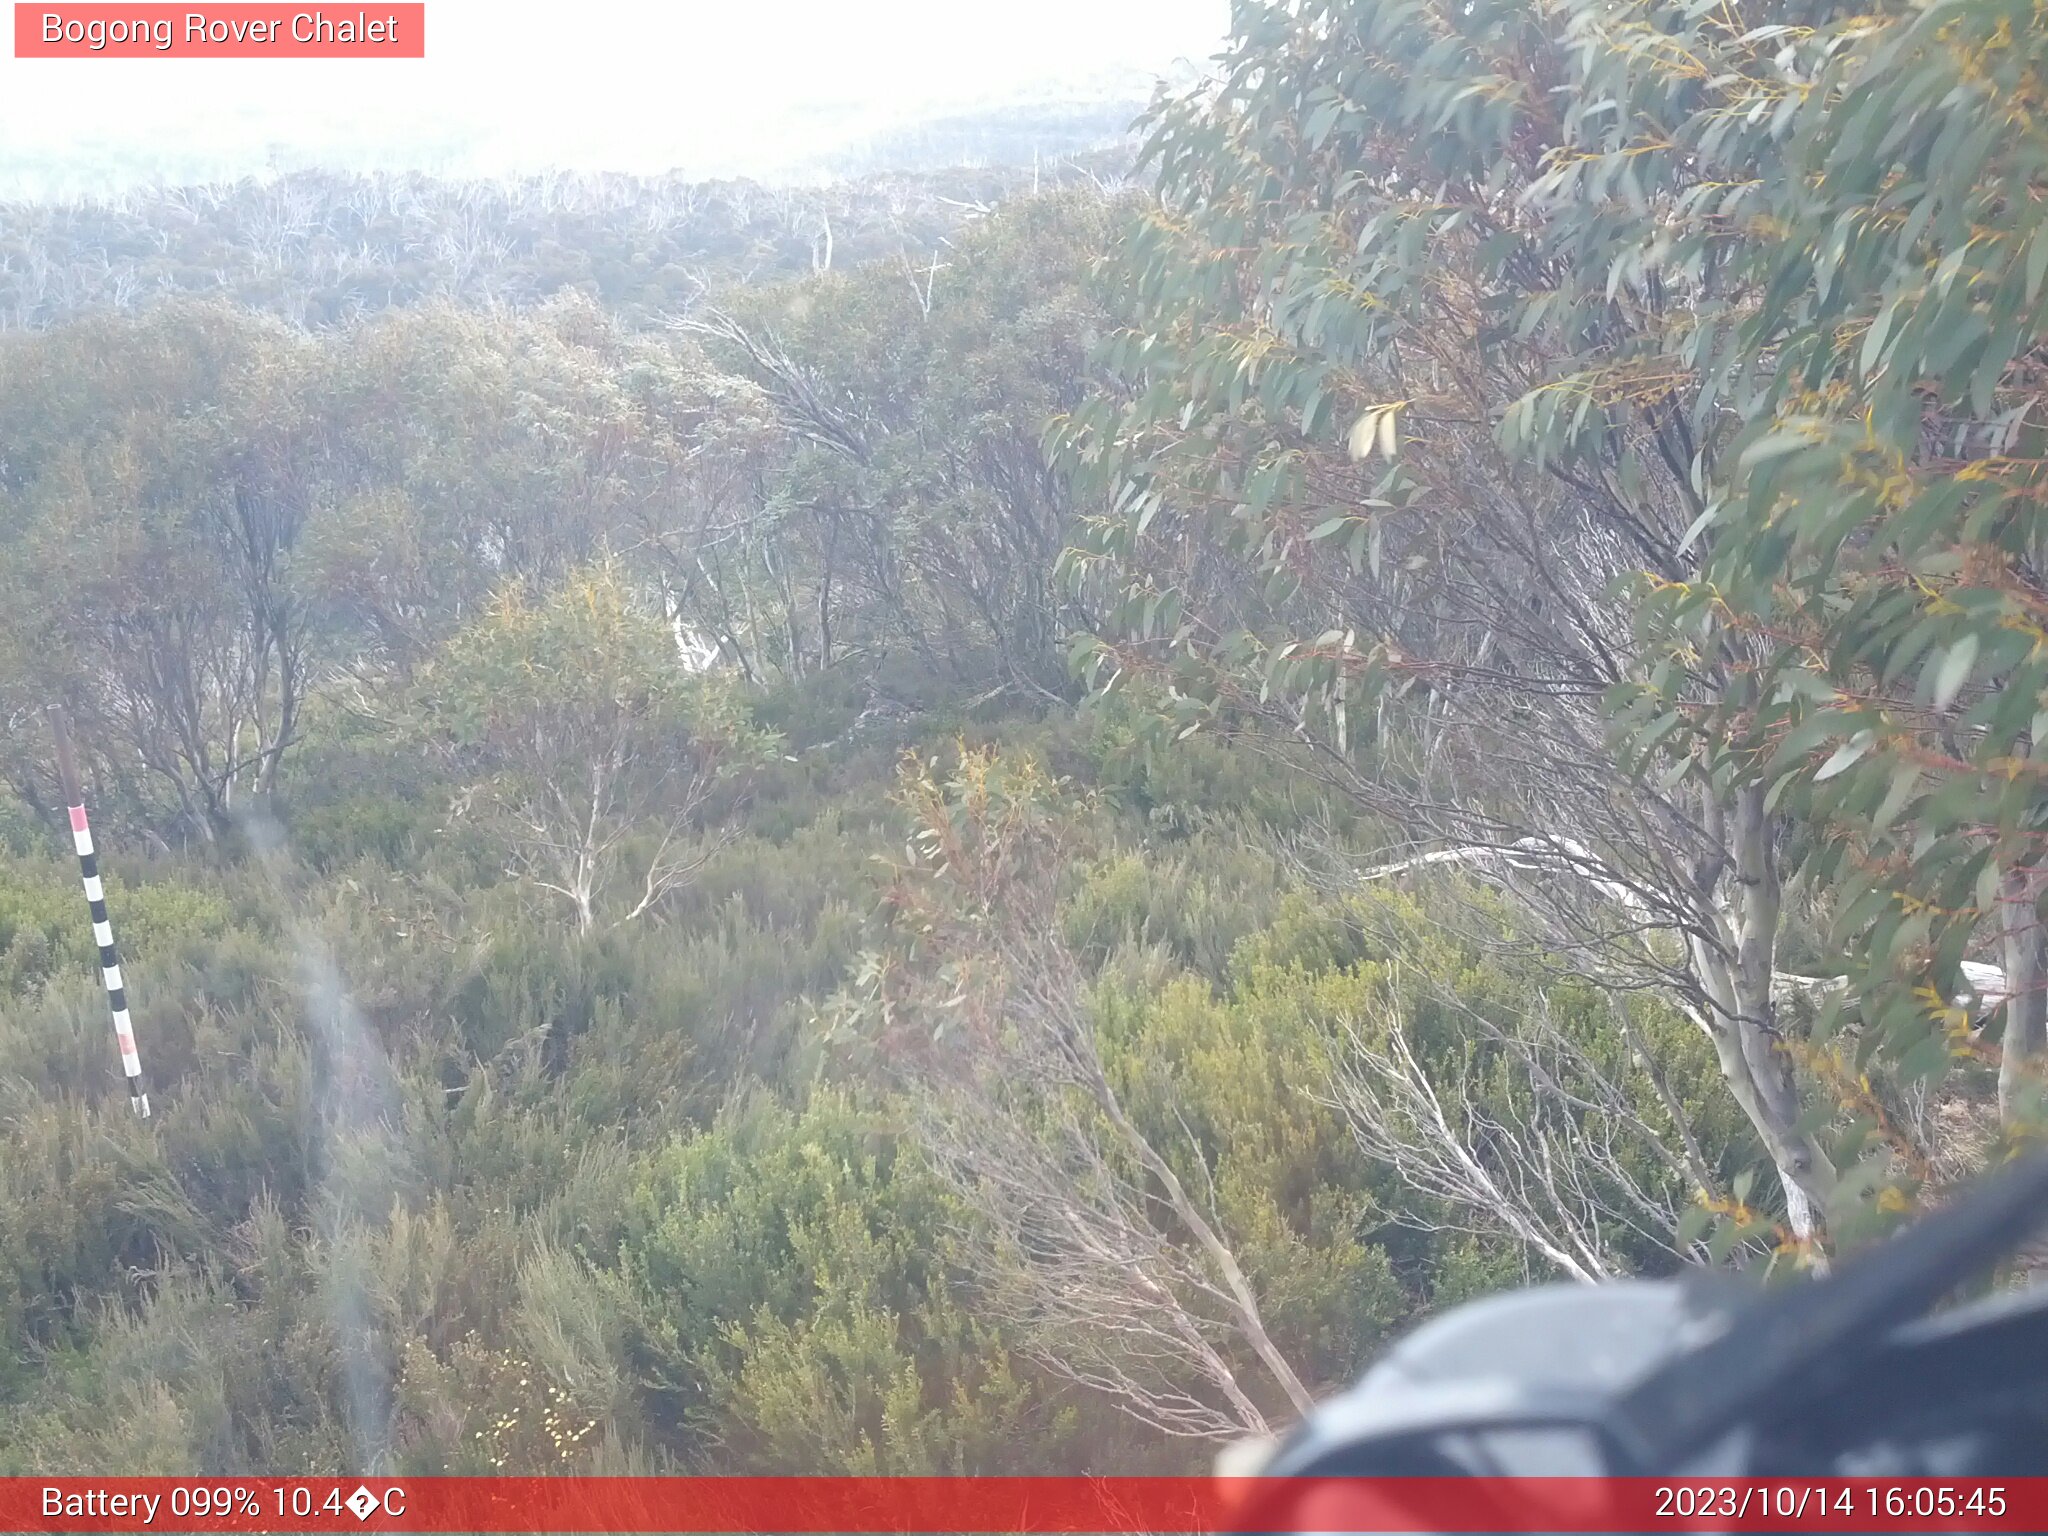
[{"left": 50, "top": 708, "right": 150, "bottom": 1117}]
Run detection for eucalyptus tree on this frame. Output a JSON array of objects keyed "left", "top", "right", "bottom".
[
  {"left": 1053, "top": 0, "right": 2035, "bottom": 1240},
  {"left": 0, "top": 302, "right": 320, "bottom": 839},
  {"left": 678, "top": 193, "right": 1120, "bottom": 695},
  {"left": 419, "top": 564, "right": 767, "bottom": 934},
  {"left": 1619, "top": 0, "right": 2048, "bottom": 1131}
]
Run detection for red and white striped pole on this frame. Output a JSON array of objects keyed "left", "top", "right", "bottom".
[{"left": 50, "top": 708, "right": 150, "bottom": 1117}]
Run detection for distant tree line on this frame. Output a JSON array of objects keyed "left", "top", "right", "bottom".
[{"left": 0, "top": 156, "right": 1134, "bottom": 333}]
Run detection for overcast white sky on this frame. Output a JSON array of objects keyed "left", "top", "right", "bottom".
[{"left": 0, "top": 1, "right": 1230, "bottom": 194}]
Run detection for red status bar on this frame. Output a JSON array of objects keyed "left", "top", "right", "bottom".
[{"left": 1, "top": 1477, "right": 2039, "bottom": 1533}]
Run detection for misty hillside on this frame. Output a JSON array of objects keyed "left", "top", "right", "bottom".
[
  {"left": 0, "top": 70, "right": 1180, "bottom": 202},
  {"left": 0, "top": 152, "right": 1137, "bottom": 332}
]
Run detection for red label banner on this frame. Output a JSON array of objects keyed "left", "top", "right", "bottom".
[
  {"left": 0, "top": 1477, "right": 2038, "bottom": 1533},
  {"left": 14, "top": 4, "right": 424, "bottom": 57}
]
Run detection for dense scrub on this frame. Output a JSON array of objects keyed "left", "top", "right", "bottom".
[{"left": 1, "top": 690, "right": 1736, "bottom": 1470}]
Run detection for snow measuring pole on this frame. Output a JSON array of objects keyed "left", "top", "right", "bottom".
[{"left": 50, "top": 707, "right": 150, "bottom": 1116}]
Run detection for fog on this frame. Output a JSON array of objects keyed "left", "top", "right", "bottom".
[{"left": 0, "top": 0, "right": 1228, "bottom": 195}]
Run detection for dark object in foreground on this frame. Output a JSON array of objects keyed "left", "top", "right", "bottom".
[{"left": 1253, "top": 1154, "right": 2048, "bottom": 1482}]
